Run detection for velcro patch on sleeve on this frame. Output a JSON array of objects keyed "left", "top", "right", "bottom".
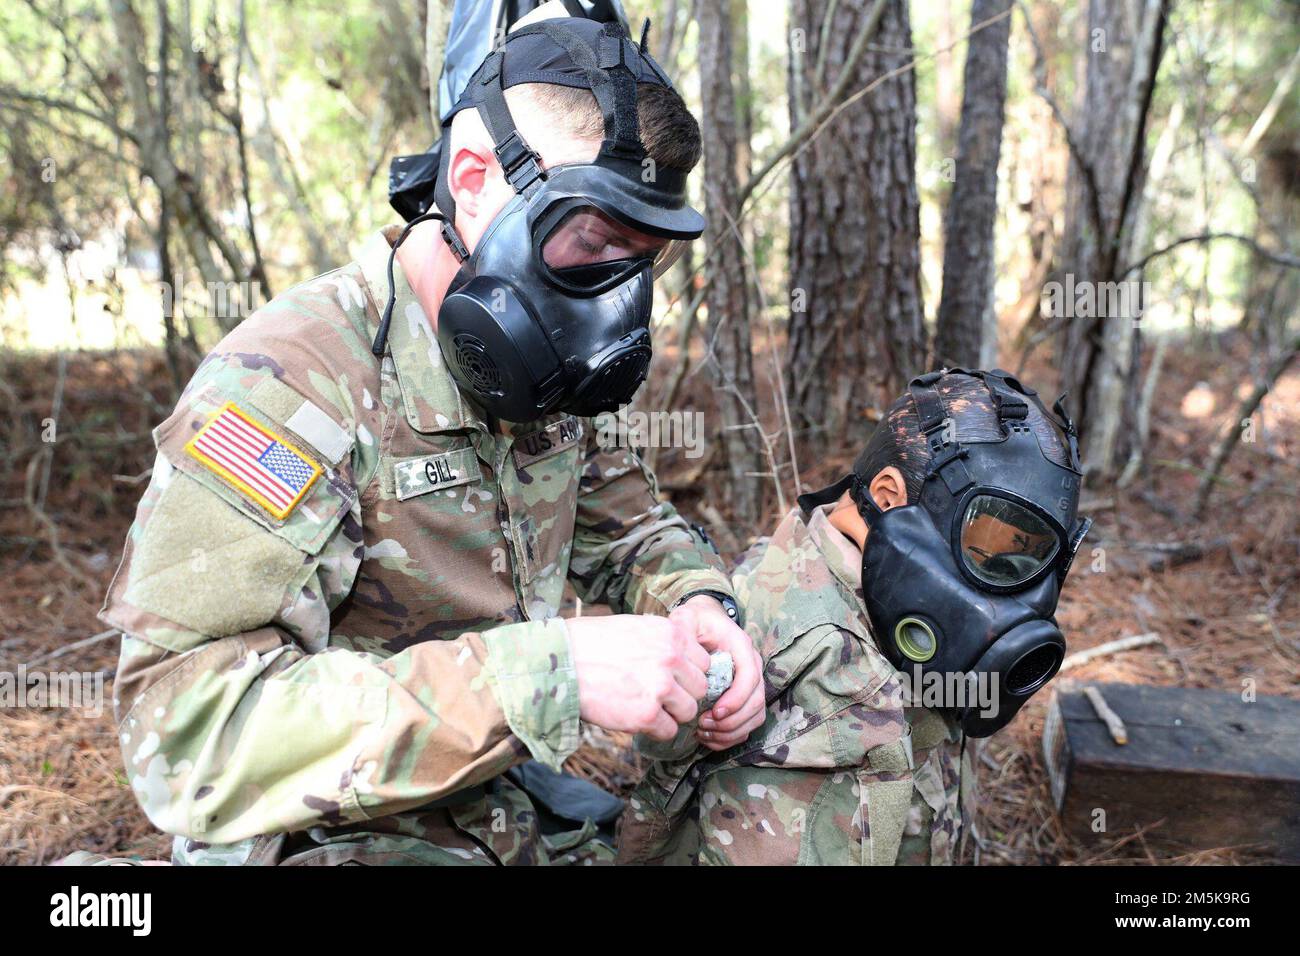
[{"left": 185, "top": 402, "right": 323, "bottom": 520}]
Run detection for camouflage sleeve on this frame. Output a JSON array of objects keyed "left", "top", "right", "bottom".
[
  {"left": 568, "top": 426, "right": 734, "bottom": 615},
  {"left": 102, "top": 336, "right": 578, "bottom": 846}
]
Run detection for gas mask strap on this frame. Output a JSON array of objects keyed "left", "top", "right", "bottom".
[
  {"left": 982, "top": 369, "right": 1030, "bottom": 425},
  {"left": 909, "top": 374, "right": 973, "bottom": 496},
  {"left": 795, "top": 473, "right": 854, "bottom": 516},
  {"left": 470, "top": 50, "right": 546, "bottom": 198},
  {"left": 593, "top": 23, "right": 645, "bottom": 161},
  {"left": 430, "top": 124, "right": 469, "bottom": 263},
  {"left": 1051, "top": 393, "right": 1084, "bottom": 473},
  {"left": 635, "top": 19, "right": 672, "bottom": 85},
  {"left": 532, "top": 20, "right": 645, "bottom": 163}
]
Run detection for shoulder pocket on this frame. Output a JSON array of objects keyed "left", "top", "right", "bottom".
[
  {"left": 858, "top": 732, "right": 916, "bottom": 865},
  {"left": 154, "top": 381, "right": 357, "bottom": 556}
]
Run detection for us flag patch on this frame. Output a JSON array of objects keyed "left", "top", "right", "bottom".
[{"left": 185, "top": 402, "right": 322, "bottom": 519}]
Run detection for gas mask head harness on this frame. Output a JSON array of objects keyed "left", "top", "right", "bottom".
[
  {"left": 372, "top": 17, "right": 704, "bottom": 423},
  {"left": 798, "top": 369, "right": 1093, "bottom": 737}
]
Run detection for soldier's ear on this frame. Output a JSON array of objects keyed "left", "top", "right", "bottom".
[
  {"left": 868, "top": 466, "right": 908, "bottom": 512},
  {"left": 447, "top": 143, "right": 491, "bottom": 220}
]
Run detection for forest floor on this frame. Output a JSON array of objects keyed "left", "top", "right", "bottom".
[{"left": 1, "top": 331, "right": 1296, "bottom": 865}]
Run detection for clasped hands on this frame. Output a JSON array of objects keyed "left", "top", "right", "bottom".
[{"left": 565, "top": 595, "right": 766, "bottom": 751}]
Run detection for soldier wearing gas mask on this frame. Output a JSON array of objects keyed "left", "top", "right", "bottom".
[
  {"left": 96, "top": 12, "right": 764, "bottom": 866},
  {"left": 619, "top": 369, "right": 1091, "bottom": 865}
]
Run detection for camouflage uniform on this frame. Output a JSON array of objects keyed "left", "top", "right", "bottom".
[
  {"left": 99, "top": 226, "right": 735, "bottom": 866},
  {"left": 618, "top": 505, "right": 974, "bottom": 865}
]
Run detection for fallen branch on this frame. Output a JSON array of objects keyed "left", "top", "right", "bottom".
[
  {"left": 1083, "top": 686, "right": 1128, "bottom": 745},
  {"left": 1060, "top": 633, "right": 1163, "bottom": 672},
  {"left": 1145, "top": 536, "right": 1232, "bottom": 572},
  {"left": 23, "top": 465, "right": 97, "bottom": 591},
  {"left": 21, "top": 629, "right": 120, "bottom": 670}
]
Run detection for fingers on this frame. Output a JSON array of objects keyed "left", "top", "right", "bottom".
[
  {"left": 710, "top": 640, "right": 761, "bottom": 720},
  {"left": 669, "top": 610, "right": 713, "bottom": 675},
  {"left": 697, "top": 705, "right": 765, "bottom": 751},
  {"left": 669, "top": 607, "right": 713, "bottom": 671},
  {"left": 659, "top": 674, "right": 701, "bottom": 725},
  {"left": 666, "top": 608, "right": 713, "bottom": 704},
  {"left": 670, "top": 656, "right": 708, "bottom": 703},
  {"left": 644, "top": 708, "right": 680, "bottom": 741},
  {"left": 699, "top": 674, "right": 764, "bottom": 735}
]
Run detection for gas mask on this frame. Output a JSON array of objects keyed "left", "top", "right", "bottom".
[
  {"left": 799, "top": 369, "right": 1092, "bottom": 738},
  {"left": 374, "top": 17, "right": 703, "bottom": 423}
]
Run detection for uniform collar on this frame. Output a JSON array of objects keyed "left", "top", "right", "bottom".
[
  {"left": 804, "top": 504, "right": 870, "bottom": 621},
  {"left": 358, "top": 226, "right": 489, "bottom": 436}
]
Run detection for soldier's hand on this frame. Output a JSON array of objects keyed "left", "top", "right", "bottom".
[
  {"left": 674, "top": 596, "right": 766, "bottom": 751},
  {"left": 566, "top": 613, "right": 711, "bottom": 740}
]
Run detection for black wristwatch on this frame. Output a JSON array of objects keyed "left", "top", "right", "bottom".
[{"left": 676, "top": 590, "right": 743, "bottom": 627}]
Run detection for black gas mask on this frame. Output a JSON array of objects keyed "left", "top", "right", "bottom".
[
  {"left": 374, "top": 17, "right": 703, "bottom": 424},
  {"left": 799, "top": 369, "right": 1092, "bottom": 738}
]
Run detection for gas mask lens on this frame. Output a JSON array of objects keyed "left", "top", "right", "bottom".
[
  {"left": 959, "top": 494, "right": 1060, "bottom": 588},
  {"left": 542, "top": 206, "right": 668, "bottom": 290}
]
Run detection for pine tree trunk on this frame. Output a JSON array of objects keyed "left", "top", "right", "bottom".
[
  {"left": 786, "top": 0, "right": 925, "bottom": 449},
  {"left": 697, "top": 0, "right": 763, "bottom": 528},
  {"left": 934, "top": 0, "right": 1013, "bottom": 369},
  {"left": 1243, "top": 141, "right": 1300, "bottom": 353},
  {"left": 1055, "top": 0, "right": 1169, "bottom": 479}
]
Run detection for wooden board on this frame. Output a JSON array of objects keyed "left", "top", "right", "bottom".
[{"left": 1042, "top": 682, "right": 1300, "bottom": 859}]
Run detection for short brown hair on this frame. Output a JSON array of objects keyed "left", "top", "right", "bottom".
[
  {"left": 526, "top": 82, "right": 702, "bottom": 172},
  {"left": 855, "top": 372, "right": 1073, "bottom": 504}
]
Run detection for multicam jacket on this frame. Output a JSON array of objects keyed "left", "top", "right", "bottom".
[
  {"left": 618, "top": 506, "right": 973, "bottom": 866},
  {"left": 100, "top": 226, "right": 735, "bottom": 865}
]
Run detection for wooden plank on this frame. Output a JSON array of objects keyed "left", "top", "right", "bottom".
[{"left": 1042, "top": 682, "right": 1300, "bottom": 859}]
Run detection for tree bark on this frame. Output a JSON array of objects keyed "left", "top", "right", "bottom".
[
  {"left": 425, "top": 0, "right": 454, "bottom": 125},
  {"left": 786, "top": 0, "right": 925, "bottom": 448},
  {"left": 697, "top": 0, "right": 763, "bottom": 528},
  {"left": 1055, "top": 0, "right": 1170, "bottom": 479},
  {"left": 934, "top": 0, "right": 1013, "bottom": 369},
  {"left": 1242, "top": 138, "right": 1300, "bottom": 353},
  {"left": 934, "top": 0, "right": 960, "bottom": 221}
]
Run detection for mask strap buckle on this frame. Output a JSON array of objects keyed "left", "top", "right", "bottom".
[
  {"left": 909, "top": 377, "right": 974, "bottom": 495},
  {"left": 1059, "top": 515, "right": 1093, "bottom": 579},
  {"left": 928, "top": 441, "right": 972, "bottom": 495},
  {"left": 440, "top": 220, "right": 470, "bottom": 263},
  {"left": 471, "top": 49, "right": 546, "bottom": 198},
  {"left": 493, "top": 131, "right": 545, "bottom": 194},
  {"left": 983, "top": 369, "right": 1030, "bottom": 424},
  {"left": 1052, "top": 393, "right": 1085, "bottom": 473}
]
